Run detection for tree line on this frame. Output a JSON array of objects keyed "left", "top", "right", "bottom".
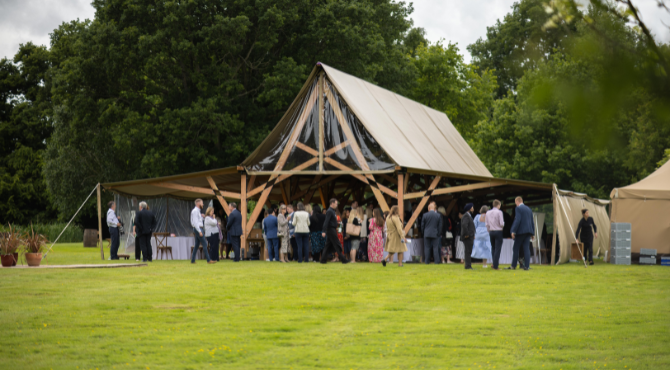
[{"left": 1, "top": 0, "right": 668, "bottom": 224}]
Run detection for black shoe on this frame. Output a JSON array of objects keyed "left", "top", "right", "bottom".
[
  {"left": 382, "top": 260, "right": 386, "bottom": 267},
  {"left": 523, "top": 267, "right": 531, "bottom": 271},
  {"left": 506, "top": 266, "right": 516, "bottom": 270},
  {"left": 341, "top": 259, "right": 349, "bottom": 264},
  {"left": 589, "top": 261, "right": 594, "bottom": 265},
  {"left": 320, "top": 261, "right": 327, "bottom": 264},
  {"left": 143, "top": 260, "right": 148, "bottom": 262}
]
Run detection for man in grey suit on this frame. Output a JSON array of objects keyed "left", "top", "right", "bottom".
[
  {"left": 460, "top": 203, "right": 475, "bottom": 270},
  {"left": 421, "top": 201, "right": 443, "bottom": 264},
  {"left": 509, "top": 196, "right": 535, "bottom": 270}
]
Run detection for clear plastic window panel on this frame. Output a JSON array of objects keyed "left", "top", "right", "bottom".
[
  {"left": 115, "top": 194, "right": 194, "bottom": 254},
  {"left": 325, "top": 82, "right": 395, "bottom": 171},
  {"left": 244, "top": 80, "right": 318, "bottom": 171}
]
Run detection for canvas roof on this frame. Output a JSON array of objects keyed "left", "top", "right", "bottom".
[
  {"left": 611, "top": 160, "right": 670, "bottom": 200},
  {"left": 320, "top": 64, "right": 491, "bottom": 177}
]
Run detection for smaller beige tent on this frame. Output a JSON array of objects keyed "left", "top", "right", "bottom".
[
  {"left": 610, "top": 160, "right": 670, "bottom": 255},
  {"left": 553, "top": 186, "right": 611, "bottom": 264}
]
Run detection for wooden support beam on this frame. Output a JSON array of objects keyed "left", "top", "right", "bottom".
[
  {"left": 444, "top": 199, "right": 457, "bottom": 216},
  {"left": 318, "top": 73, "right": 325, "bottom": 171},
  {"left": 319, "top": 187, "right": 327, "bottom": 209},
  {"left": 247, "top": 175, "right": 257, "bottom": 193},
  {"left": 97, "top": 184, "right": 104, "bottom": 261},
  {"left": 398, "top": 173, "right": 404, "bottom": 223},
  {"left": 150, "top": 182, "right": 242, "bottom": 199},
  {"left": 206, "top": 176, "right": 231, "bottom": 216},
  {"left": 324, "top": 140, "right": 350, "bottom": 156},
  {"left": 322, "top": 157, "right": 397, "bottom": 199},
  {"left": 379, "top": 174, "right": 398, "bottom": 186},
  {"left": 404, "top": 181, "right": 506, "bottom": 200},
  {"left": 280, "top": 182, "right": 289, "bottom": 205},
  {"left": 403, "top": 176, "right": 441, "bottom": 235},
  {"left": 295, "top": 142, "right": 318, "bottom": 157}
]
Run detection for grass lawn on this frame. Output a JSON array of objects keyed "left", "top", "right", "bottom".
[{"left": 1, "top": 243, "right": 669, "bottom": 370}]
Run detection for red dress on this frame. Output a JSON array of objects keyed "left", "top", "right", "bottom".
[{"left": 337, "top": 216, "right": 344, "bottom": 251}]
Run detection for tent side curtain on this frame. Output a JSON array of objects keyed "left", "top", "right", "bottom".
[{"left": 554, "top": 188, "right": 611, "bottom": 264}]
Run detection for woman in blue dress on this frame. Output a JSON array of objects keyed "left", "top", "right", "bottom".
[{"left": 472, "top": 205, "right": 493, "bottom": 268}]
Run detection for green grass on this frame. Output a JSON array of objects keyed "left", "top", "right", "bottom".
[{"left": 1, "top": 244, "right": 669, "bottom": 370}]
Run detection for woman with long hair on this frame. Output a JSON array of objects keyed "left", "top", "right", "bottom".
[
  {"left": 204, "top": 207, "right": 220, "bottom": 262},
  {"left": 472, "top": 205, "right": 493, "bottom": 268},
  {"left": 277, "top": 204, "right": 290, "bottom": 263},
  {"left": 309, "top": 204, "right": 326, "bottom": 261},
  {"left": 382, "top": 206, "right": 406, "bottom": 267},
  {"left": 347, "top": 206, "right": 362, "bottom": 263},
  {"left": 367, "top": 208, "right": 385, "bottom": 263}
]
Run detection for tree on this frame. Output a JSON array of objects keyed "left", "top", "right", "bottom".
[
  {"left": 467, "top": 0, "right": 576, "bottom": 98},
  {"left": 44, "top": 0, "right": 418, "bottom": 217},
  {"left": 0, "top": 43, "right": 57, "bottom": 224},
  {"left": 408, "top": 42, "right": 497, "bottom": 139}
]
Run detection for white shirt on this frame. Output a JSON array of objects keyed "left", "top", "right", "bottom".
[
  {"left": 191, "top": 207, "right": 204, "bottom": 232},
  {"left": 204, "top": 216, "right": 219, "bottom": 237},
  {"left": 107, "top": 209, "right": 119, "bottom": 228}
]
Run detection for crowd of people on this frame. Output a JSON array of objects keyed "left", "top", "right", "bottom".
[{"left": 110, "top": 194, "right": 557, "bottom": 270}]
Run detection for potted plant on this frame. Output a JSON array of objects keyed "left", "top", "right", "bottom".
[
  {"left": 1, "top": 224, "right": 22, "bottom": 267},
  {"left": 22, "top": 224, "right": 47, "bottom": 267}
]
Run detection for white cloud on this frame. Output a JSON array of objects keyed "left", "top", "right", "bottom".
[
  {"left": 0, "top": 0, "right": 95, "bottom": 60},
  {"left": 411, "top": 0, "right": 670, "bottom": 63}
]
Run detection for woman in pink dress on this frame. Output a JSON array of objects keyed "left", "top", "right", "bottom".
[{"left": 367, "top": 208, "right": 385, "bottom": 263}]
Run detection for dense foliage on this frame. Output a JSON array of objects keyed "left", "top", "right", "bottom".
[{"left": 1, "top": 0, "right": 668, "bottom": 221}]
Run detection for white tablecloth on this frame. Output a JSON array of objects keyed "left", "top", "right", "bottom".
[
  {"left": 382, "top": 238, "right": 423, "bottom": 262},
  {"left": 150, "top": 236, "right": 200, "bottom": 260},
  {"left": 456, "top": 237, "right": 541, "bottom": 264}
]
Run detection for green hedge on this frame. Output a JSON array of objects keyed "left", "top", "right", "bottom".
[{"left": 0, "top": 223, "right": 83, "bottom": 243}]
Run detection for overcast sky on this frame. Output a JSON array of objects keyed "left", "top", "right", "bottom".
[{"left": 1, "top": 0, "right": 669, "bottom": 63}]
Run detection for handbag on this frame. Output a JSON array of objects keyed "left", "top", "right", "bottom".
[
  {"left": 446, "top": 231, "right": 454, "bottom": 239},
  {"left": 346, "top": 219, "right": 362, "bottom": 236}
]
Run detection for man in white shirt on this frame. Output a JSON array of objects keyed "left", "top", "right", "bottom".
[
  {"left": 485, "top": 199, "right": 505, "bottom": 270},
  {"left": 107, "top": 201, "right": 122, "bottom": 260},
  {"left": 190, "top": 199, "right": 215, "bottom": 264}
]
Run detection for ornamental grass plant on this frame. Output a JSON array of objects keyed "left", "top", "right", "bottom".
[{"left": 0, "top": 224, "right": 22, "bottom": 255}]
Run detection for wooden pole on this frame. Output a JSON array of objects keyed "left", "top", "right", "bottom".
[
  {"left": 97, "top": 183, "right": 104, "bottom": 260},
  {"left": 318, "top": 73, "right": 325, "bottom": 171},
  {"left": 551, "top": 185, "right": 558, "bottom": 266},
  {"left": 398, "top": 172, "right": 404, "bottom": 224},
  {"left": 241, "top": 173, "right": 247, "bottom": 255},
  {"left": 165, "top": 197, "right": 169, "bottom": 233}
]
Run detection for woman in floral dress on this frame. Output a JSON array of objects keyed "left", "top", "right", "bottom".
[{"left": 367, "top": 208, "right": 385, "bottom": 262}]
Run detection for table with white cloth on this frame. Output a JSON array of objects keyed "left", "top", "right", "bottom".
[
  {"left": 382, "top": 238, "right": 423, "bottom": 262},
  {"left": 455, "top": 237, "right": 541, "bottom": 264},
  {"left": 150, "top": 236, "right": 203, "bottom": 260}
]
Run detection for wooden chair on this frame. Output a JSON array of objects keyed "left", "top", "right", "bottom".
[
  {"left": 153, "top": 232, "right": 172, "bottom": 260},
  {"left": 247, "top": 228, "right": 265, "bottom": 260},
  {"left": 190, "top": 246, "right": 203, "bottom": 260}
]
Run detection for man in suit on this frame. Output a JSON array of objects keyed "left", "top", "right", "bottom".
[
  {"left": 421, "top": 201, "right": 443, "bottom": 264},
  {"left": 460, "top": 203, "right": 475, "bottom": 270},
  {"left": 263, "top": 208, "right": 279, "bottom": 262},
  {"left": 227, "top": 202, "right": 243, "bottom": 262},
  {"left": 135, "top": 201, "right": 157, "bottom": 262},
  {"left": 509, "top": 196, "right": 535, "bottom": 270},
  {"left": 320, "top": 198, "right": 349, "bottom": 264}
]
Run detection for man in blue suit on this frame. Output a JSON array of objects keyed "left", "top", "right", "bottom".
[
  {"left": 509, "top": 196, "right": 535, "bottom": 270},
  {"left": 227, "top": 203, "right": 243, "bottom": 262},
  {"left": 421, "top": 202, "right": 443, "bottom": 264},
  {"left": 263, "top": 208, "right": 279, "bottom": 262}
]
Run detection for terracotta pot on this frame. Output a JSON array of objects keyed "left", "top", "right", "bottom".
[
  {"left": 25, "top": 253, "right": 42, "bottom": 267},
  {"left": 1, "top": 254, "right": 14, "bottom": 267},
  {"left": 12, "top": 252, "right": 18, "bottom": 266}
]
